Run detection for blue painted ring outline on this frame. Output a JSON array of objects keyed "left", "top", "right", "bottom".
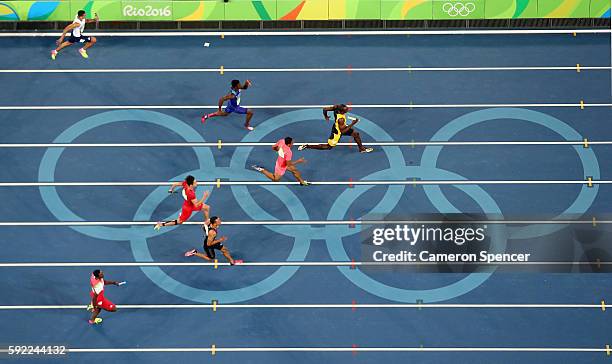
[
  {"left": 228, "top": 109, "right": 408, "bottom": 240},
  {"left": 37, "top": 110, "right": 215, "bottom": 241},
  {"left": 37, "top": 110, "right": 311, "bottom": 302},
  {"left": 420, "top": 108, "right": 600, "bottom": 240},
  {"left": 326, "top": 165, "right": 506, "bottom": 302},
  {"left": 130, "top": 166, "right": 311, "bottom": 303}
]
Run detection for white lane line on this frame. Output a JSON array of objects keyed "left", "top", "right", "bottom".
[
  {"left": 0, "top": 103, "right": 610, "bottom": 110},
  {"left": 1, "top": 66, "right": 610, "bottom": 74},
  {"left": 1, "top": 141, "right": 610, "bottom": 148},
  {"left": 0, "top": 261, "right": 609, "bottom": 267},
  {"left": 0, "top": 304, "right": 602, "bottom": 310},
  {"left": 0, "top": 220, "right": 608, "bottom": 226},
  {"left": 0, "top": 29, "right": 609, "bottom": 37},
  {"left": 0, "top": 346, "right": 604, "bottom": 354},
  {"left": 0, "top": 180, "right": 608, "bottom": 187}
]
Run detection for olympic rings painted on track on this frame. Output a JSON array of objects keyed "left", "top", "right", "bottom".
[
  {"left": 230, "top": 109, "right": 507, "bottom": 302},
  {"left": 325, "top": 165, "right": 507, "bottom": 302},
  {"left": 38, "top": 110, "right": 215, "bottom": 241},
  {"left": 38, "top": 110, "right": 311, "bottom": 303},
  {"left": 420, "top": 108, "right": 600, "bottom": 240},
  {"left": 37, "top": 108, "right": 600, "bottom": 303},
  {"left": 130, "top": 166, "right": 312, "bottom": 303},
  {"left": 228, "top": 109, "right": 407, "bottom": 240}
]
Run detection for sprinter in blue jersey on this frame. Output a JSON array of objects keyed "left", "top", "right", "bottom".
[{"left": 202, "top": 79, "right": 255, "bottom": 131}]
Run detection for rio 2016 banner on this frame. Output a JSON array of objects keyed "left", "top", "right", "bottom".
[{"left": 0, "top": 0, "right": 610, "bottom": 22}]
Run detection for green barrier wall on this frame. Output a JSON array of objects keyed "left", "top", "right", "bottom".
[{"left": 0, "top": 0, "right": 610, "bottom": 22}]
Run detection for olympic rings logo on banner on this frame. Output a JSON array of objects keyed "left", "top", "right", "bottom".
[
  {"left": 38, "top": 108, "right": 600, "bottom": 304},
  {"left": 442, "top": 2, "right": 476, "bottom": 17}
]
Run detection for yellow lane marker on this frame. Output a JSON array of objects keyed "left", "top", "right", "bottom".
[
  {"left": 580, "top": 100, "right": 585, "bottom": 109},
  {"left": 216, "top": 178, "right": 221, "bottom": 188},
  {"left": 576, "top": 63, "right": 581, "bottom": 73},
  {"left": 214, "top": 259, "right": 218, "bottom": 269},
  {"left": 212, "top": 344, "right": 216, "bottom": 355},
  {"left": 606, "top": 344, "right": 610, "bottom": 356},
  {"left": 220, "top": 65, "right": 224, "bottom": 75},
  {"left": 602, "top": 300, "right": 606, "bottom": 312},
  {"left": 592, "top": 216, "right": 597, "bottom": 227},
  {"left": 213, "top": 300, "right": 218, "bottom": 312},
  {"left": 583, "top": 138, "right": 589, "bottom": 148},
  {"left": 587, "top": 177, "right": 593, "bottom": 188},
  {"left": 217, "top": 139, "right": 222, "bottom": 150},
  {"left": 221, "top": 33, "right": 225, "bottom": 39}
]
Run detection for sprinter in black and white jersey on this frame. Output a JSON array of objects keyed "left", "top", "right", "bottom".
[
  {"left": 184, "top": 216, "right": 240, "bottom": 266},
  {"left": 51, "top": 10, "right": 98, "bottom": 60}
]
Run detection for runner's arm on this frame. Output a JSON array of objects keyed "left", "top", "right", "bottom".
[
  {"left": 338, "top": 119, "right": 353, "bottom": 133},
  {"left": 241, "top": 80, "right": 251, "bottom": 89},
  {"left": 191, "top": 197, "right": 202, "bottom": 208},
  {"left": 287, "top": 158, "right": 305, "bottom": 167},
  {"left": 91, "top": 292, "right": 99, "bottom": 307},
  {"left": 168, "top": 181, "right": 182, "bottom": 193},
  {"left": 218, "top": 94, "right": 234, "bottom": 111},
  {"left": 57, "top": 23, "right": 79, "bottom": 44},
  {"left": 85, "top": 13, "right": 99, "bottom": 24},
  {"left": 104, "top": 280, "right": 119, "bottom": 286},
  {"left": 198, "top": 191, "right": 209, "bottom": 205},
  {"left": 322, "top": 105, "right": 337, "bottom": 121},
  {"left": 207, "top": 230, "right": 227, "bottom": 246}
]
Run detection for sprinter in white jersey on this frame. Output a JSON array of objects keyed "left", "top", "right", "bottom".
[{"left": 51, "top": 10, "right": 98, "bottom": 60}]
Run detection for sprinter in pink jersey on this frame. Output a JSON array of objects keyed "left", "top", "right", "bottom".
[{"left": 251, "top": 137, "right": 309, "bottom": 186}]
